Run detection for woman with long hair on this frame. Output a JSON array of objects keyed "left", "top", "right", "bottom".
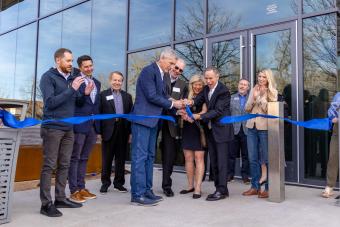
[
  {"left": 242, "top": 69, "right": 278, "bottom": 198},
  {"left": 180, "top": 74, "right": 207, "bottom": 199}
]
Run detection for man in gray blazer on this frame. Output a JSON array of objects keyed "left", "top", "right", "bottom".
[{"left": 228, "top": 79, "right": 250, "bottom": 184}]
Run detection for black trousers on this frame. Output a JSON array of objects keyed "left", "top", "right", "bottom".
[
  {"left": 161, "top": 121, "right": 178, "bottom": 190},
  {"left": 101, "top": 121, "right": 128, "bottom": 187},
  {"left": 207, "top": 129, "right": 229, "bottom": 194},
  {"left": 228, "top": 127, "right": 249, "bottom": 179}
]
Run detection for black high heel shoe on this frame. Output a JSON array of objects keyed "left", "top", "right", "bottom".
[
  {"left": 180, "top": 188, "right": 194, "bottom": 194},
  {"left": 193, "top": 193, "right": 201, "bottom": 199}
]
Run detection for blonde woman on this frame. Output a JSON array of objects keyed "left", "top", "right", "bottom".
[
  {"left": 242, "top": 69, "right": 278, "bottom": 199},
  {"left": 180, "top": 75, "right": 207, "bottom": 199}
]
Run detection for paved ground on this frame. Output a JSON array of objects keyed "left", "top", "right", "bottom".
[{"left": 4, "top": 168, "right": 340, "bottom": 227}]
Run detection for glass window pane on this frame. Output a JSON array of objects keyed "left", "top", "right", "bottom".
[
  {"left": 303, "top": 14, "right": 337, "bottom": 179},
  {"left": 129, "top": 0, "right": 171, "bottom": 50},
  {"left": 36, "top": 13, "right": 62, "bottom": 119},
  {"left": 175, "top": 40, "right": 204, "bottom": 81},
  {"left": 127, "top": 47, "right": 168, "bottom": 100},
  {"left": 61, "top": 2, "right": 91, "bottom": 59},
  {"left": 211, "top": 38, "right": 240, "bottom": 93},
  {"left": 175, "top": 0, "right": 204, "bottom": 40},
  {"left": 0, "top": 31, "right": 16, "bottom": 99},
  {"left": 39, "top": 0, "right": 62, "bottom": 16},
  {"left": 303, "top": 0, "right": 336, "bottom": 14},
  {"left": 15, "top": 23, "right": 37, "bottom": 117},
  {"left": 0, "top": 0, "right": 18, "bottom": 32},
  {"left": 208, "top": 0, "right": 297, "bottom": 34},
  {"left": 92, "top": 0, "right": 127, "bottom": 90},
  {"left": 18, "top": 0, "right": 38, "bottom": 25},
  {"left": 63, "top": 0, "right": 82, "bottom": 7}
]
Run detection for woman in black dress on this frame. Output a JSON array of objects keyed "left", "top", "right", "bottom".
[{"left": 180, "top": 75, "right": 207, "bottom": 199}]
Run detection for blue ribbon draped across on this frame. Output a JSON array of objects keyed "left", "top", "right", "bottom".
[
  {"left": 183, "top": 105, "right": 330, "bottom": 131},
  {"left": 220, "top": 114, "right": 331, "bottom": 131},
  {"left": 0, "top": 109, "right": 175, "bottom": 129}
]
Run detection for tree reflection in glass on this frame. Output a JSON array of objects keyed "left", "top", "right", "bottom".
[
  {"left": 303, "top": 14, "right": 337, "bottom": 179},
  {"left": 175, "top": 0, "right": 204, "bottom": 40},
  {"left": 208, "top": 0, "right": 297, "bottom": 34},
  {"left": 303, "top": 0, "right": 336, "bottom": 14},
  {"left": 175, "top": 40, "right": 204, "bottom": 82},
  {"left": 127, "top": 47, "right": 168, "bottom": 99}
]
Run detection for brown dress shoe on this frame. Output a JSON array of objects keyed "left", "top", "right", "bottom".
[
  {"left": 258, "top": 190, "right": 269, "bottom": 198},
  {"left": 70, "top": 191, "right": 86, "bottom": 203},
  {"left": 242, "top": 188, "right": 259, "bottom": 196},
  {"left": 80, "top": 189, "right": 97, "bottom": 200}
]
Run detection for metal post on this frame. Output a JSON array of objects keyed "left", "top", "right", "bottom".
[{"left": 267, "top": 101, "right": 285, "bottom": 203}]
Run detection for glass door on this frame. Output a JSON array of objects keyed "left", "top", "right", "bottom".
[
  {"left": 207, "top": 22, "right": 298, "bottom": 182},
  {"left": 249, "top": 23, "right": 297, "bottom": 181},
  {"left": 207, "top": 32, "right": 248, "bottom": 94}
]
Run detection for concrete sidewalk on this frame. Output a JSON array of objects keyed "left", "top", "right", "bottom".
[{"left": 4, "top": 168, "right": 340, "bottom": 227}]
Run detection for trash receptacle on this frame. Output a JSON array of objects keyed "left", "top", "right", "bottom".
[{"left": 0, "top": 100, "right": 28, "bottom": 224}]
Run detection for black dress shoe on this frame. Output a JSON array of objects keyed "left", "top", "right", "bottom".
[
  {"left": 163, "top": 188, "right": 174, "bottom": 197},
  {"left": 206, "top": 191, "right": 226, "bottom": 201},
  {"left": 55, "top": 198, "right": 83, "bottom": 208},
  {"left": 179, "top": 188, "right": 194, "bottom": 194},
  {"left": 193, "top": 193, "right": 201, "bottom": 199},
  {"left": 40, "top": 202, "right": 62, "bottom": 217},
  {"left": 100, "top": 185, "right": 109, "bottom": 194}
]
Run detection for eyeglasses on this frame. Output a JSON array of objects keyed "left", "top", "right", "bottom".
[{"left": 174, "top": 65, "right": 183, "bottom": 73}]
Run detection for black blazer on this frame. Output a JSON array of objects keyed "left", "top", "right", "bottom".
[
  {"left": 74, "top": 77, "right": 101, "bottom": 134},
  {"left": 99, "top": 88, "right": 133, "bottom": 142},
  {"left": 194, "top": 81, "right": 234, "bottom": 143}
]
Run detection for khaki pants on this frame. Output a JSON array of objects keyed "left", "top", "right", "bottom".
[{"left": 326, "top": 123, "right": 339, "bottom": 187}]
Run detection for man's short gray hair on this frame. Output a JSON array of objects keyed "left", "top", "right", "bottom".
[
  {"left": 176, "top": 58, "right": 186, "bottom": 66},
  {"left": 159, "top": 48, "right": 177, "bottom": 60},
  {"left": 204, "top": 66, "right": 220, "bottom": 77}
]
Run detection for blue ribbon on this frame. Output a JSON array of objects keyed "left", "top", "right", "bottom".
[
  {"left": 0, "top": 109, "right": 175, "bottom": 129},
  {"left": 182, "top": 105, "right": 330, "bottom": 131},
  {"left": 220, "top": 114, "right": 331, "bottom": 131}
]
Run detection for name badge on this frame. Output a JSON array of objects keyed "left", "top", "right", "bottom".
[
  {"left": 106, "top": 95, "right": 114, "bottom": 101},
  {"left": 173, "top": 87, "right": 180, "bottom": 93},
  {"left": 234, "top": 97, "right": 239, "bottom": 100}
]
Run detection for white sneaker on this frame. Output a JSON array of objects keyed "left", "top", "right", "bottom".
[{"left": 321, "top": 186, "right": 334, "bottom": 198}]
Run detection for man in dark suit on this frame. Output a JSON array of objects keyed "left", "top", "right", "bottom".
[
  {"left": 68, "top": 55, "right": 101, "bottom": 204},
  {"left": 130, "top": 48, "right": 184, "bottom": 206},
  {"left": 99, "top": 71, "right": 133, "bottom": 194},
  {"left": 161, "top": 58, "right": 188, "bottom": 197},
  {"left": 190, "top": 66, "right": 234, "bottom": 201},
  {"left": 228, "top": 79, "right": 250, "bottom": 184}
]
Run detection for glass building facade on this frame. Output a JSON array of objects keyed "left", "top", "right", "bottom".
[{"left": 0, "top": 0, "right": 339, "bottom": 187}]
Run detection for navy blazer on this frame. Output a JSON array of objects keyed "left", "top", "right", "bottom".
[
  {"left": 73, "top": 77, "right": 101, "bottom": 134},
  {"left": 194, "top": 81, "right": 234, "bottom": 143},
  {"left": 131, "top": 62, "right": 172, "bottom": 128}
]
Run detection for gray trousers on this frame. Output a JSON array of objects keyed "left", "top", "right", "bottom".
[
  {"left": 40, "top": 128, "right": 74, "bottom": 205},
  {"left": 326, "top": 124, "right": 339, "bottom": 188}
]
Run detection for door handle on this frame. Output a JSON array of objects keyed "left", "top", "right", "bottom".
[
  {"left": 240, "top": 35, "right": 245, "bottom": 79},
  {"left": 250, "top": 33, "right": 254, "bottom": 88}
]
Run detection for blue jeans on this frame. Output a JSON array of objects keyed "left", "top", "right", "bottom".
[
  {"left": 68, "top": 126, "right": 97, "bottom": 194},
  {"left": 130, "top": 123, "right": 158, "bottom": 198},
  {"left": 247, "top": 127, "right": 268, "bottom": 190}
]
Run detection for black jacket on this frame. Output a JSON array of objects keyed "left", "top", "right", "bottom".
[
  {"left": 99, "top": 88, "right": 133, "bottom": 141},
  {"left": 40, "top": 67, "right": 80, "bottom": 131},
  {"left": 194, "top": 81, "right": 234, "bottom": 143}
]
